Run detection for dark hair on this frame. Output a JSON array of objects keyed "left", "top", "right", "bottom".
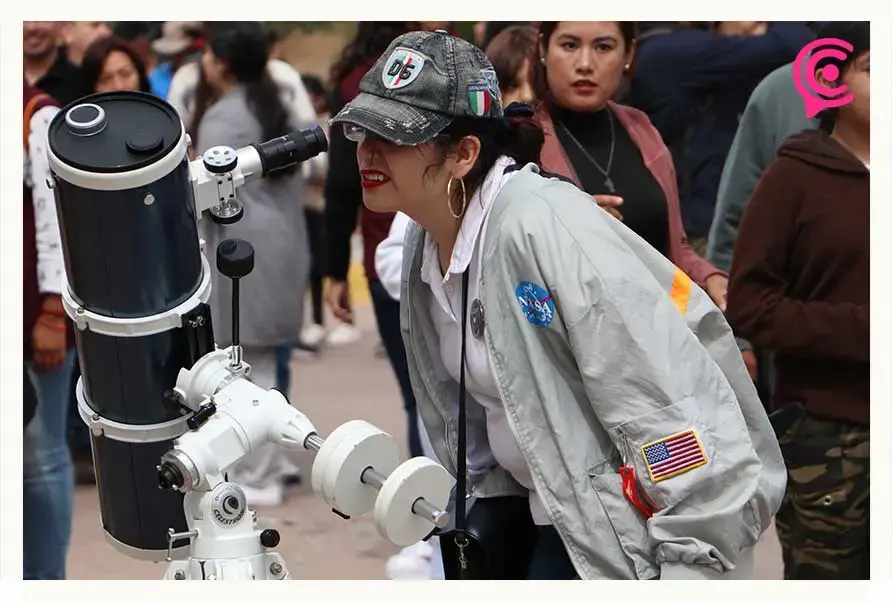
[
  {"left": 813, "top": 21, "right": 870, "bottom": 133},
  {"left": 300, "top": 74, "right": 325, "bottom": 99},
  {"left": 425, "top": 111, "right": 545, "bottom": 200},
  {"left": 300, "top": 74, "right": 330, "bottom": 111},
  {"left": 329, "top": 22, "right": 411, "bottom": 87},
  {"left": 113, "top": 21, "right": 151, "bottom": 41},
  {"left": 481, "top": 21, "right": 529, "bottom": 49},
  {"left": 531, "top": 21, "right": 638, "bottom": 106},
  {"left": 205, "top": 22, "right": 295, "bottom": 179},
  {"left": 266, "top": 27, "right": 280, "bottom": 47},
  {"left": 80, "top": 35, "right": 151, "bottom": 94},
  {"left": 188, "top": 65, "right": 217, "bottom": 142},
  {"left": 484, "top": 25, "right": 538, "bottom": 93}
]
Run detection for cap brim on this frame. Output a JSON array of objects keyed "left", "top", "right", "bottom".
[
  {"left": 330, "top": 92, "right": 452, "bottom": 146},
  {"left": 152, "top": 38, "right": 191, "bottom": 56}
]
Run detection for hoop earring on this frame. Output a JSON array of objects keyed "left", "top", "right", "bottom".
[{"left": 446, "top": 176, "right": 467, "bottom": 219}]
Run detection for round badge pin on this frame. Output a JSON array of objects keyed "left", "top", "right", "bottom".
[{"left": 470, "top": 298, "right": 485, "bottom": 339}]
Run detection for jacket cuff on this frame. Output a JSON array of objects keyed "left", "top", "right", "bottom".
[
  {"left": 660, "top": 562, "right": 723, "bottom": 580},
  {"left": 701, "top": 267, "right": 729, "bottom": 284}
]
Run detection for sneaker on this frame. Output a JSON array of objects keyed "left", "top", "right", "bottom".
[
  {"left": 385, "top": 541, "right": 434, "bottom": 580},
  {"left": 281, "top": 473, "right": 302, "bottom": 487},
  {"left": 239, "top": 482, "right": 284, "bottom": 508},
  {"left": 326, "top": 322, "right": 361, "bottom": 346},
  {"left": 301, "top": 324, "right": 327, "bottom": 347}
]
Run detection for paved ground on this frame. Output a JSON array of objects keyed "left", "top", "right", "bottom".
[{"left": 66, "top": 302, "right": 784, "bottom": 580}]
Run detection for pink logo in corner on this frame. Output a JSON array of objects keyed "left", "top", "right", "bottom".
[{"left": 793, "top": 38, "right": 856, "bottom": 118}]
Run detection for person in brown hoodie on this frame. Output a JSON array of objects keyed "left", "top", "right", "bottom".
[{"left": 726, "top": 21, "right": 869, "bottom": 580}]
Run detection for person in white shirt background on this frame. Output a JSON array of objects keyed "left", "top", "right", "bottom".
[
  {"left": 23, "top": 84, "right": 77, "bottom": 580},
  {"left": 166, "top": 29, "right": 317, "bottom": 138}
]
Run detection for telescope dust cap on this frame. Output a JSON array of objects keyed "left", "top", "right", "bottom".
[{"left": 65, "top": 103, "right": 107, "bottom": 136}]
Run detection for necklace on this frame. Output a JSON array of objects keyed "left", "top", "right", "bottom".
[{"left": 556, "top": 109, "right": 616, "bottom": 193}]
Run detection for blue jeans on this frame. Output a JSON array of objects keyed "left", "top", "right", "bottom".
[{"left": 23, "top": 349, "right": 76, "bottom": 580}]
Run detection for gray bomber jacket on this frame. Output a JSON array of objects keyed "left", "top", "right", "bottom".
[{"left": 399, "top": 164, "right": 786, "bottom": 580}]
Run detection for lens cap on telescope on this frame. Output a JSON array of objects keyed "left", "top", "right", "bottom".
[
  {"left": 48, "top": 91, "right": 181, "bottom": 174},
  {"left": 125, "top": 130, "right": 164, "bottom": 155}
]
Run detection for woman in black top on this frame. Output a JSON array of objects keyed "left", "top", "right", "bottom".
[
  {"left": 550, "top": 103, "right": 670, "bottom": 256},
  {"left": 533, "top": 21, "right": 725, "bottom": 302}
]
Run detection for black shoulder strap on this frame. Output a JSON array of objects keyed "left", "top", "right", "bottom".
[{"left": 455, "top": 270, "right": 470, "bottom": 530}]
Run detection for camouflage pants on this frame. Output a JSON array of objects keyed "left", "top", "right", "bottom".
[{"left": 775, "top": 411, "right": 869, "bottom": 579}]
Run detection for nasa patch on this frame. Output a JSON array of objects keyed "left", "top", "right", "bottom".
[
  {"left": 515, "top": 281, "right": 555, "bottom": 328},
  {"left": 382, "top": 48, "right": 426, "bottom": 90}
]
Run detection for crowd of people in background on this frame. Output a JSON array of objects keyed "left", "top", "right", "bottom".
[{"left": 23, "top": 20, "right": 869, "bottom": 581}]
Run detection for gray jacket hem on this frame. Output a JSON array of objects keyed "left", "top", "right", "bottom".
[{"left": 660, "top": 562, "right": 722, "bottom": 580}]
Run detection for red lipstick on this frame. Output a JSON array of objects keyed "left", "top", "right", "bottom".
[{"left": 360, "top": 169, "right": 390, "bottom": 190}]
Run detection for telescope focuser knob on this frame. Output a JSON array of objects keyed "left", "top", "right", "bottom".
[
  {"left": 260, "top": 528, "right": 280, "bottom": 548},
  {"left": 216, "top": 239, "right": 254, "bottom": 280},
  {"left": 203, "top": 146, "right": 238, "bottom": 174}
]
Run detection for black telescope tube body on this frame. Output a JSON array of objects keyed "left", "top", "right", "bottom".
[
  {"left": 48, "top": 91, "right": 331, "bottom": 561},
  {"left": 47, "top": 91, "right": 200, "bottom": 557}
]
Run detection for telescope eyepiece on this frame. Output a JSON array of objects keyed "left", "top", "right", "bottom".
[{"left": 253, "top": 125, "right": 328, "bottom": 176}]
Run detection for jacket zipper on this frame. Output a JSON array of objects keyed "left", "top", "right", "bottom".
[{"left": 615, "top": 426, "right": 635, "bottom": 466}]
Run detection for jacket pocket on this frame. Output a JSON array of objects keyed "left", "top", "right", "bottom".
[
  {"left": 611, "top": 394, "right": 758, "bottom": 513},
  {"left": 778, "top": 415, "right": 869, "bottom": 553},
  {"left": 588, "top": 463, "right": 660, "bottom": 580}
]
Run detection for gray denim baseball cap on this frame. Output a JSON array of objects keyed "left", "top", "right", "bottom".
[{"left": 330, "top": 30, "right": 504, "bottom": 146}]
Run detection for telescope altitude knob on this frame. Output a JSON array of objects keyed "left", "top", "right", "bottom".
[
  {"left": 260, "top": 528, "right": 281, "bottom": 548},
  {"left": 216, "top": 239, "right": 254, "bottom": 280}
]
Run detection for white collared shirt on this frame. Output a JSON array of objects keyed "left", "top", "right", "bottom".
[{"left": 420, "top": 158, "right": 551, "bottom": 525}]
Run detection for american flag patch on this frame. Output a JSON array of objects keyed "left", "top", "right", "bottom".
[{"left": 640, "top": 429, "right": 708, "bottom": 483}]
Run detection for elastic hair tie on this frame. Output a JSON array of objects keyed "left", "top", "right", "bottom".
[{"left": 503, "top": 102, "right": 535, "bottom": 118}]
